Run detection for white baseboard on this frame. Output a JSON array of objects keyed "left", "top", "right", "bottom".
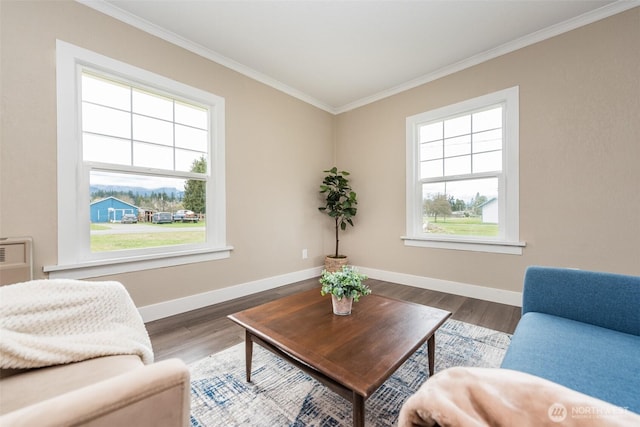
[
  {"left": 138, "top": 266, "right": 324, "bottom": 322},
  {"left": 139, "top": 265, "right": 522, "bottom": 322},
  {"left": 356, "top": 266, "right": 523, "bottom": 307}
]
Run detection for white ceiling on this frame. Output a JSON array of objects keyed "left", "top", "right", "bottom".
[{"left": 82, "top": 1, "right": 634, "bottom": 114}]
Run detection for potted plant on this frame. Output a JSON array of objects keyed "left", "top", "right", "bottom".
[
  {"left": 320, "top": 266, "right": 370, "bottom": 315},
  {"left": 318, "top": 167, "right": 358, "bottom": 272}
]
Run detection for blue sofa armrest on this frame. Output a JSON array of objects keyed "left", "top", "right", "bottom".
[{"left": 522, "top": 266, "right": 640, "bottom": 336}]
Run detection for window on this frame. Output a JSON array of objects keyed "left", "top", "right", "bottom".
[
  {"left": 404, "top": 87, "right": 524, "bottom": 254},
  {"left": 46, "top": 41, "right": 230, "bottom": 279}
]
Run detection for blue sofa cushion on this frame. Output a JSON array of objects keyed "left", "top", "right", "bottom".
[
  {"left": 523, "top": 267, "right": 640, "bottom": 336},
  {"left": 501, "top": 312, "right": 640, "bottom": 414}
]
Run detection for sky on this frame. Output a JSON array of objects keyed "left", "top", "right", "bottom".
[{"left": 90, "top": 170, "right": 186, "bottom": 191}]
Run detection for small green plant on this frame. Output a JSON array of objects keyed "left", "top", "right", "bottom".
[
  {"left": 318, "top": 167, "right": 358, "bottom": 258},
  {"left": 320, "top": 266, "right": 370, "bottom": 301}
]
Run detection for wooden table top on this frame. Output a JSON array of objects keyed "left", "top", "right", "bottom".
[{"left": 228, "top": 287, "right": 451, "bottom": 397}]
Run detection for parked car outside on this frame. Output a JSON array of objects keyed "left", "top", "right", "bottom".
[
  {"left": 173, "top": 209, "right": 199, "bottom": 223},
  {"left": 121, "top": 214, "right": 138, "bottom": 224},
  {"left": 152, "top": 212, "right": 173, "bottom": 224}
]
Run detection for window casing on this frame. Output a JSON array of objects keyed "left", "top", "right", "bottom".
[
  {"left": 404, "top": 87, "right": 524, "bottom": 254},
  {"left": 46, "top": 40, "right": 230, "bottom": 278}
]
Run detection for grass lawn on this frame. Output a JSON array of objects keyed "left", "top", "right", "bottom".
[
  {"left": 90, "top": 221, "right": 206, "bottom": 252},
  {"left": 425, "top": 216, "right": 498, "bottom": 237},
  {"left": 90, "top": 224, "right": 111, "bottom": 231},
  {"left": 91, "top": 232, "right": 205, "bottom": 251}
]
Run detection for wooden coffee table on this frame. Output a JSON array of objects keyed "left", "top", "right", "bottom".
[{"left": 228, "top": 288, "right": 451, "bottom": 426}]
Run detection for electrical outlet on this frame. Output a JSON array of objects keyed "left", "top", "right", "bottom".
[{"left": 302, "top": 249, "right": 308, "bottom": 259}]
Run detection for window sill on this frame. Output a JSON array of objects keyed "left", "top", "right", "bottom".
[
  {"left": 402, "top": 236, "right": 525, "bottom": 255},
  {"left": 43, "top": 246, "right": 233, "bottom": 279}
]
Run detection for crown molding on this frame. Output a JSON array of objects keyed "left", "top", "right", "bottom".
[
  {"left": 77, "top": 0, "right": 337, "bottom": 114},
  {"left": 335, "top": 1, "right": 640, "bottom": 113},
  {"left": 78, "top": 1, "right": 637, "bottom": 116}
]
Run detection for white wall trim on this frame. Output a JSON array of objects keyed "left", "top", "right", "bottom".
[
  {"left": 44, "top": 247, "right": 233, "bottom": 279},
  {"left": 402, "top": 237, "right": 525, "bottom": 255},
  {"left": 139, "top": 264, "right": 522, "bottom": 322},
  {"left": 404, "top": 86, "right": 520, "bottom": 250},
  {"left": 138, "top": 266, "right": 323, "bottom": 322},
  {"left": 54, "top": 40, "right": 229, "bottom": 273},
  {"left": 356, "top": 266, "right": 523, "bottom": 307}
]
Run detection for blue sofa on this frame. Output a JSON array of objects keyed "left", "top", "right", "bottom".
[{"left": 501, "top": 266, "right": 640, "bottom": 414}]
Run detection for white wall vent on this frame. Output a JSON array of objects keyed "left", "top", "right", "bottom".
[{"left": 0, "top": 237, "right": 33, "bottom": 286}]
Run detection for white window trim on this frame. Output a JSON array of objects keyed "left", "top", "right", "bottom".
[
  {"left": 45, "top": 40, "right": 230, "bottom": 279},
  {"left": 404, "top": 86, "right": 525, "bottom": 255}
]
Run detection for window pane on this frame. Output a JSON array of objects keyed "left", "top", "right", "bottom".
[
  {"left": 473, "top": 107, "right": 502, "bottom": 132},
  {"left": 408, "top": 87, "right": 518, "bottom": 246},
  {"left": 175, "top": 102, "right": 207, "bottom": 129},
  {"left": 473, "top": 151, "right": 502, "bottom": 173},
  {"left": 444, "top": 135, "right": 471, "bottom": 158},
  {"left": 81, "top": 71, "right": 211, "bottom": 175},
  {"left": 473, "top": 129, "right": 502, "bottom": 153},
  {"left": 133, "top": 89, "right": 173, "bottom": 121},
  {"left": 176, "top": 149, "right": 206, "bottom": 172},
  {"left": 89, "top": 171, "right": 205, "bottom": 252},
  {"left": 83, "top": 133, "right": 131, "bottom": 165},
  {"left": 422, "top": 177, "right": 499, "bottom": 237},
  {"left": 133, "top": 142, "right": 173, "bottom": 170},
  {"left": 419, "top": 122, "right": 442, "bottom": 143},
  {"left": 175, "top": 125, "right": 208, "bottom": 152},
  {"left": 133, "top": 114, "right": 173, "bottom": 146},
  {"left": 444, "top": 115, "right": 470, "bottom": 138},
  {"left": 444, "top": 155, "right": 470, "bottom": 176},
  {"left": 82, "top": 74, "right": 130, "bottom": 110},
  {"left": 422, "top": 182, "right": 446, "bottom": 199},
  {"left": 82, "top": 102, "right": 131, "bottom": 138},
  {"left": 420, "top": 140, "right": 442, "bottom": 161},
  {"left": 446, "top": 178, "right": 498, "bottom": 206},
  {"left": 420, "top": 159, "right": 443, "bottom": 179}
]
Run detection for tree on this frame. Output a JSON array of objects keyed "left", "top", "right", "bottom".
[
  {"left": 424, "top": 193, "right": 452, "bottom": 222},
  {"left": 470, "top": 192, "right": 488, "bottom": 216},
  {"left": 450, "top": 198, "right": 466, "bottom": 212},
  {"left": 183, "top": 156, "right": 207, "bottom": 213}
]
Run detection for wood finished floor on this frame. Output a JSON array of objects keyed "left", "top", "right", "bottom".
[{"left": 146, "top": 278, "right": 521, "bottom": 365}]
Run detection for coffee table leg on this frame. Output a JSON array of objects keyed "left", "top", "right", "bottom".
[
  {"left": 245, "top": 330, "right": 253, "bottom": 382},
  {"left": 427, "top": 334, "right": 435, "bottom": 376},
  {"left": 352, "top": 393, "right": 365, "bottom": 427}
]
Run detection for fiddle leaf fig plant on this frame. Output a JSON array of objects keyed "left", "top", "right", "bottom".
[
  {"left": 320, "top": 266, "right": 370, "bottom": 302},
  {"left": 319, "top": 167, "right": 358, "bottom": 258}
]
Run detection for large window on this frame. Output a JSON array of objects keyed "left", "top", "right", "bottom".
[
  {"left": 404, "top": 87, "right": 524, "bottom": 254},
  {"left": 46, "top": 41, "right": 229, "bottom": 278}
]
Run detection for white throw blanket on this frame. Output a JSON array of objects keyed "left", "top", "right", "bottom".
[{"left": 0, "top": 279, "right": 154, "bottom": 369}]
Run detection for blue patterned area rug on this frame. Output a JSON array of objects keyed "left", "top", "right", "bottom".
[{"left": 189, "top": 319, "right": 511, "bottom": 427}]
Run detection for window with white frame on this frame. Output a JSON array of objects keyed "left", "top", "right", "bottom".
[
  {"left": 46, "top": 40, "right": 230, "bottom": 279},
  {"left": 404, "top": 87, "right": 524, "bottom": 254}
]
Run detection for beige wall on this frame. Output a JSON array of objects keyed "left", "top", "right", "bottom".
[
  {"left": 1, "top": 2, "right": 638, "bottom": 308},
  {"left": 0, "top": 1, "right": 334, "bottom": 306},
  {"left": 336, "top": 8, "right": 640, "bottom": 292}
]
